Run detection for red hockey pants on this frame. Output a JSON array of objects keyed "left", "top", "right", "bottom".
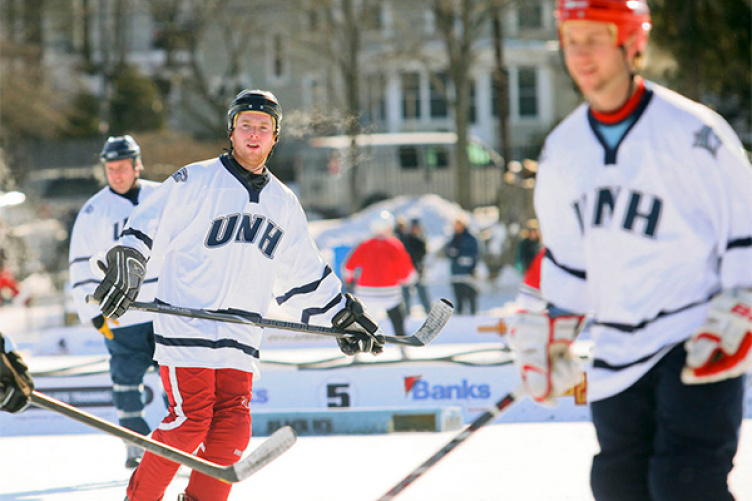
[{"left": 126, "top": 366, "right": 253, "bottom": 501}]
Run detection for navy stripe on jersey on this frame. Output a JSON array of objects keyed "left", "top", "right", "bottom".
[
  {"left": 276, "top": 266, "right": 333, "bottom": 305},
  {"left": 593, "top": 293, "right": 715, "bottom": 333},
  {"left": 154, "top": 333, "right": 259, "bottom": 359},
  {"left": 592, "top": 343, "right": 679, "bottom": 371},
  {"left": 122, "top": 228, "right": 154, "bottom": 250},
  {"left": 544, "top": 248, "right": 586, "bottom": 280},
  {"left": 728, "top": 236, "right": 752, "bottom": 250},
  {"left": 72, "top": 278, "right": 100, "bottom": 289},
  {"left": 69, "top": 256, "right": 91, "bottom": 266},
  {"left": 301, "top": 294, "right": 342, "bottom": 324}
]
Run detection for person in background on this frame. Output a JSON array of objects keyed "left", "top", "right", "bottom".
[
  {"left": 446, "top": 216, "right": 480, "bottom": 315},
  {"left": 508, "top": 1, "right": 752, "bottom": 500},
  {"left": 91, "top": 89, "right": 384, "bottom": 501},
  {"left": 68, "top": 135, "right": 162, "bottom": 468},
  {"left": 0, "top": 332, "right": 34, "bottom": 413},
  {"left": 344, "top": 210, "right": 416, "bottom": 337},
  {"left": 516, "top": 219, "right": 541, "bottom": 275},
  {"left": 397, "top": 217, "right": 432, "bottom": 314}
]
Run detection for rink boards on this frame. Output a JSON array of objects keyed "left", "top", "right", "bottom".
[{"left": 0, "top": 345, "right": 594, "bottom": 437}]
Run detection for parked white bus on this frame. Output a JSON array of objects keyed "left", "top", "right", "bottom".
[{"left": 295, "top": 132, "right": 503, "bottom": 217}]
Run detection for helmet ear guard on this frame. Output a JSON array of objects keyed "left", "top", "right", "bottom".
[
  {"left": 555, "top": 0, "right": 651, "bottom": 58},
  {"left": 227, "top": 89, "right": 283, "bottom": 136}
]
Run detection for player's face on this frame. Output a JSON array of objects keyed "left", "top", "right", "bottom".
[
  {"left": 105, "top": 159, "right": 139, "bottom": 194},
  {"left": 560, "top": 21, "right": 632, "bottom": 111},
  {"left": 230, "top": 112, "right": 277, "bottom": 173}
]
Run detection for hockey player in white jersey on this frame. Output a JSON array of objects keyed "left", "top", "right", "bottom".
[
  {"left": 92, "top": 89, "right": 384, "bottom": 501},
  {"left": 68, "top": 135, "right": 161, "bottom": 468},
  {"left": 508, "top": 1, "right": 752, "bottom": 500}
]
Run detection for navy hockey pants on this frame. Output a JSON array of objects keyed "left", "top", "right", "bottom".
[
  {"left": 590, "top": 343, "right": 745, "bottom": 501},
  {"left": 105, "top": 321, "right": 157, "bottom": 435}
]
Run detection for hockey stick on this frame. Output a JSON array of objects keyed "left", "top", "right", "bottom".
[
  {"left": 28, "top": 390, "right": 296, "bottom": 483},
  {"left": 86, "top": 296, "right": 454, "bottom": 347},
  {"left": 376, "top": 383, "right": 526, "bottom": 501}
]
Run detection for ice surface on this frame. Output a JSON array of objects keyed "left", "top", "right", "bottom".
[{"left": 1, "top": 420, "right": 751, "bottom": 501}]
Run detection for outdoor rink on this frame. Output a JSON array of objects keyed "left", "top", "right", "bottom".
[{"left": 1, "top": 418, "right": 752, "bottom": 501}]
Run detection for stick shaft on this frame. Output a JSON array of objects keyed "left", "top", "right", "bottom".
[
  {"left": 377, "top": 383, "right": 525, "bottom": 500},
  {"left": 29, "top": 391, "right": 237, "bottom": 482}
]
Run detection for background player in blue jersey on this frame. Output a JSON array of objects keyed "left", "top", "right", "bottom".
[
  {"left": 92, "top": 90, "right": 384, "bottom": 501},
  {"left": 508, "top": 1, "right": 752, "bottom": 500},
  {"left": 69, "top": 135, "right": 162, "bottom": 468}
]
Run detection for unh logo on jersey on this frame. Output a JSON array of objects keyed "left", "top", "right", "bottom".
[
  {"left": 572, "top": 187, "right": 663, "bottom": 238},
  {"left": 205, "top": 213, "right": 283, "bottom": 258}
]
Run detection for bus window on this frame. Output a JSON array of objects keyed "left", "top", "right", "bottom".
[
  {"left": 425, "top": 145, "right": 450, "bottom": 170},
  {"left": 399, "top": 145, "right": 420, "bottom": 170}
]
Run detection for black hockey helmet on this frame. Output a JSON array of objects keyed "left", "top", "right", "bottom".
[
  {"left": 100, "top": 135, "right": 141, "bottom": 164},
  {"left": 227, "top": 89, "right": 282, "bottom": 136}
]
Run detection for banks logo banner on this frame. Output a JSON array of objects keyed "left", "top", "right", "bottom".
[{"left": 403, "top": 376, "right": 491, "bottom": 401}]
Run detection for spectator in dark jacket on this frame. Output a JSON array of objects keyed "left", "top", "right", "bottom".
[
  {"left": 397, "top": 218, "right": 431, "bottom": 314},
  {"left": 446, "top": 217, "right": 480, "bottom": 315}
]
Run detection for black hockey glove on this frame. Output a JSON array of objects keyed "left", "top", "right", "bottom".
[
  {"left": 92, "top": 246, "right": 147, "bottom": 320},
  {"left": 0, "top": 333, "right": 34, "bottom": 413},
  {"left": 332, "top": 293, "right": 385, "bottom": 356}
]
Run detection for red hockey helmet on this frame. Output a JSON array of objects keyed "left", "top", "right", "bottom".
[{"left": 555, "top": 0, "right": 652, "bottom": 56}]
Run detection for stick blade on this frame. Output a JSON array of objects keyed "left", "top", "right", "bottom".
[
  {"left": 225, "top": 426, "right": 297, "bottom": 482},
  {"left": 409, "top": 298, "right": 454, "bottom": 346}
]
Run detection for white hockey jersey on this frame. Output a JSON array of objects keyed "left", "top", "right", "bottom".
[
  {"left": 119, "top": 154, "right": 346, "bottom": 377},
  {"left": 535, "top": 83, "right": 752, "bottom": 401},
  {"left": 69, "top": 181, "right": 162, "bottom": 328}
]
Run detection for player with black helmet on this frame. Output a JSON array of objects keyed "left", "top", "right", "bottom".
[
  {"left": 68, "top": 134, "right": 162, "bottom": 468},
  {"left": 507, "top": 1, "right": 752, "bottom": 500},
  {"left": 92, "top": 90, "right": 384, "bottom": 501}
]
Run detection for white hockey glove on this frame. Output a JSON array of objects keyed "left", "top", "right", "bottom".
[
  {"left": 508, "top": 309, "right": 585, "bottom": 404},
  {"left": 682, "top": 290, "right": 752, "bottom": 385},
  {"left": 332, "top": 293, "right": 385, "bottom": 356},
  {"left": 92, "top": 246, "right": 147, "bottom": 320}
]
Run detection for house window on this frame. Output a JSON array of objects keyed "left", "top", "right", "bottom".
[
  {"left": 430, "top": 72, "right": 448, "bottom": 119},
  {"left": 518, "top": 67, "right": 538, "bottom": 117},
  {"left": 402, "top": 72, "right": 421, "bottom": 120},
  {"left": 518, "top": 2, "right": 543, "bottom": 30},
  {"left": 363, "top": 74, "right": 386, "bottom": 124},
  {"left": 362, "top": 4, "right": 383, "bottom": 31}
]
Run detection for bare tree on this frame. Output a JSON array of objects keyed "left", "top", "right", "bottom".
[{"left": 280, "top": 0, "right": 386, "bottom": 213}]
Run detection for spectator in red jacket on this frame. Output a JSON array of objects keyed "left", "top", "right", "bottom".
[
  {"left": 343, "top": 210, "right": 416, "bottom": 336},
  {"left": 0, "top": 266, "right": 20, "bottom": 305}
]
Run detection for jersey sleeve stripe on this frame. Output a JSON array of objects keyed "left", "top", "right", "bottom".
[
  {"left": 275, "top": 266, "right": 333, "bottom": 305},
  {"left": 122, "top": 228, "right": 154, "bottom": 250},
  {"left": 71, "top": 279, "right": 101, "bottom": 289},
  {"left": 544, "top": 248, "right": 587, "bottom": 280},
  {"left": 727, "top": 236, "right": 752, "bottom": 250},
  {"left": 69, "top": 256, "right": 92, "bottom": 265},
  {"left": 301, "top": 294, "right": 342, "bottom": 324}
]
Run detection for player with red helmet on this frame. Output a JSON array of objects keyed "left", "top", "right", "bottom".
[{"left": 507, "top": 1, "right": 752, "bottom": 499}]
